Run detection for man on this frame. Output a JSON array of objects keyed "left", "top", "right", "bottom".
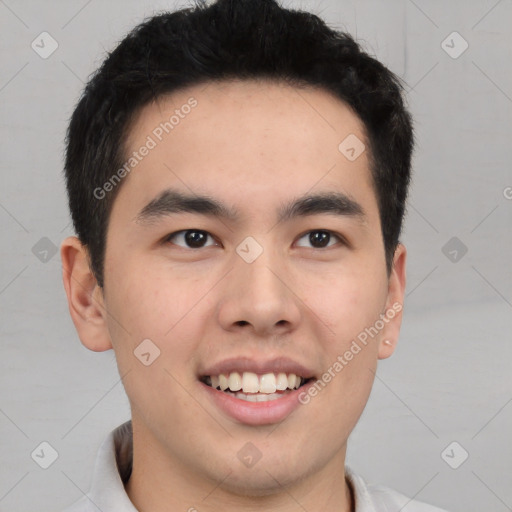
[{"left": 60, "top": 0, "right": 448, "bottom": 510}]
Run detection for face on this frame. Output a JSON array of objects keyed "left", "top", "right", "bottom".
[{"left": 62, "top": 79, "right": 406, "bottom": 498}]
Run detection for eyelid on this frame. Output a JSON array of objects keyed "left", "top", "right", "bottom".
[
  {"left": 164, "top": 229, "right": 220, "bottom": 248},
  {"left": 295, "top": 229, "right": 346, "bottom": 249}
]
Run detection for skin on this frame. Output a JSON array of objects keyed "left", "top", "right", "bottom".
[{"left": 61, "top": 79, "right": 406, "bottom": 512}]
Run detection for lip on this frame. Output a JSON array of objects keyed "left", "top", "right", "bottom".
[
  {"left": 198, "top": 356, "right": 316, "bottom": 379},
  {"left": 199, "top": 379, "right": 316, "bottom": 426}
]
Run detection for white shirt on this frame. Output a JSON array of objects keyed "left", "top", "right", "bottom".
[{"left": 62, "top": 421, "right": 449, "bottom": 512}]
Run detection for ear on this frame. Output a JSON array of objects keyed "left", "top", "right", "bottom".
[
  {"left": 378, "top": 243, "right": 407, "bottom": 360},
  {"left": 60, "top": 236, "right": 113, "bottom": 352}
]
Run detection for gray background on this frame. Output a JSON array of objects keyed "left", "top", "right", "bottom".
[{"left": 0, "top": 0, "right": 511, "bottom": 511}]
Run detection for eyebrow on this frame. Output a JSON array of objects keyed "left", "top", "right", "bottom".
[{"left": 134, "top": 188, "right": 366, "bottom": 226}]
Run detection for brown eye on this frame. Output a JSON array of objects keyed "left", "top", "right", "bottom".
[
  {"left": 296, "top": 230, "right": 342, "bottom": 249},
  {"left": 165, "top": 229, "right": 217, "bottom": 249}
]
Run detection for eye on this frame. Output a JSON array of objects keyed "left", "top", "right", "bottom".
[
  {"left": 295, "top": 230, "right": 344, "bottom": 249},
  {"left": 164, "top": 229, "right": 218, "bottom": 249}
]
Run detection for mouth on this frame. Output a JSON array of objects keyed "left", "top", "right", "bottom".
[
  {"left": 199, "top": 371, "right": 315, "bottom": 403},
  {"left": 197, "top": 358, "right": 318, "bottom": 424}
]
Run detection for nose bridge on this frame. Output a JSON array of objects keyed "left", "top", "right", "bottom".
[
  {"left": 241, "top": 245, "right": 282, "bottom": 296},
  {"left": 217, "top": 237, "right": 301, "bottom": 334}
]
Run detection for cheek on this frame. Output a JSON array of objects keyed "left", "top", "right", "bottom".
[
  {"left": 307, "top": 267, "right": 386, "bottom": 424},
  {"left": 107, "top": 257, "right": 193, "bottom": 333},
  {"left": 103, "top": 260, "right": 207, "bottom": 416},
  {"left": 103, "top": 256, "right": 209, "bottom": 373},
  {"left": 305, "top": 266, "right": 388, "bottom": 347}
]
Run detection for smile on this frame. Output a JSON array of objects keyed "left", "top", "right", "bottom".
[{"left": 200, "top": 371, "right": 313, "bottom": 403}]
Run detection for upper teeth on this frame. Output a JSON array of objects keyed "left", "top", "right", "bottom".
[{"left": 207, "top": 372, "right": 304, "bottom": 393}]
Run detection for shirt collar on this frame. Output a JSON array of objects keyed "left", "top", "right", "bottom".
[{"left": 87, "top": 421, "right": 136, "bottom": 511}]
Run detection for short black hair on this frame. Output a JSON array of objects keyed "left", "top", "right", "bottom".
[{"left": 64, "top": 0, "right": 414, "bottom": 288}]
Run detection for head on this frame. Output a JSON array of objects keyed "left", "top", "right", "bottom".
[
  {"left": 64, "top": 0, "right": 413, "bottom": 288},
  {"left": 61, "top": 0, "right": 413, "bottom": 503}
]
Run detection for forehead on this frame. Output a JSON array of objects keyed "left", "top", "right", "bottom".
[
  {"left": 126, "top": 78, "right": 368, "bottom": 158},
  {"left": 115, "top": 79, "right": 376, "bottom": 222}
]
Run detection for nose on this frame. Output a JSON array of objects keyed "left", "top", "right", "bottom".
[{"left": 216, "top": 245, "right": 302, "bottom": 337}]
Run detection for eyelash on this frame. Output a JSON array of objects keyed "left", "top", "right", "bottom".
[{"left": 163, "top": 229, "right": 346, "bottom": 250}]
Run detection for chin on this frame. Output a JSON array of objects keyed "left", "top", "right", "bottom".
[
  {"left": 208, "top": 456, "right": 315, "bottom": 498},
  {"left": 216, "top": 471, "right": 298, "bottom": 497}
]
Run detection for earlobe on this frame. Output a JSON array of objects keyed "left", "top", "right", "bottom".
[
  {"left": 378, "top": 243, "right": 407, "bottom": 360},
  {"left": 378, "top": 338, "right": 395, "bottom": 359},
  {"left": 60, "top": 236, "right": 113, "bottom": 352}
]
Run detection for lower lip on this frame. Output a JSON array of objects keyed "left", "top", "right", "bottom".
[{"left": 199, "top": 380, "right": 314, "bottom": 426}]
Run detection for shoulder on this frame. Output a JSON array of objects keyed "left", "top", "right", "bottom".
[
  {"left": 366, "top": 483, "right": 449, "bottom": 512},
  {"left": 346, "top": 468, "right": 450, "bottom": 512},
  {"left": 60, "top": 496, "right": 97, "bottom": 512},
  {"left": 60, "top": 421, "right": 134, "bottom": 512}
]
